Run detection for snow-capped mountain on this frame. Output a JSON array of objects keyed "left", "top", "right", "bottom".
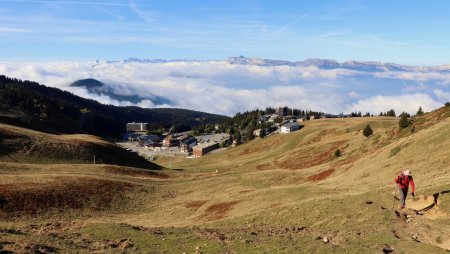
[{"left": 227, "top": 56, "right": 450, "bottom": 72}]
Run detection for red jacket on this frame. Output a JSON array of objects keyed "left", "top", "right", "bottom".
[{"left": 395, "top": 174, "right": 415, "bottom": 192}]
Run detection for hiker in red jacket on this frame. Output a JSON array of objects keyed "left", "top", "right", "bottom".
[{"left": 394, "top": 170, "right": 415, "bottom": 209}]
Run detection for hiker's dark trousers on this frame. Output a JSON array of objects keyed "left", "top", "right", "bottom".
[{"left": 399, "top": 187, "right": 408, "bottom": 208}]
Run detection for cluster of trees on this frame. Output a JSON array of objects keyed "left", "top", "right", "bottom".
[
  {"left": 363, "top": 106, "right": 428, "bottom": 138},
  {"left": 379, "top": 109, "right": 397, "bottom": 117},
  {"left": 349, "top": 111, "right": 373, "bottom": 117}
]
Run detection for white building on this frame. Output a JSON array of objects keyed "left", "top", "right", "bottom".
[
  {"left": 281, "top": 122, "right": 299, "bottom": 134},
  {"left": 126, "top": 122, "right": 148, "bottom": 132},
  {"left": 268, "top": 114, "right": 278, "bottom": 123}
]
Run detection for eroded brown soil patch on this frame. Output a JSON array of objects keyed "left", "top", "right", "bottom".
[
  {"left": 185, "top": 200, "right": 208, "bottom": 209},
  {"left": 238, "top": 189, "right": 255, "bottom": 194},
  {"left": 255, "top": 163, "right": 272, "bottom": 171},
  {"left": 308, "top": 168, "right": 335, "bottom": 182},
  {"left": 239, "top": 143, "right": 272, "bottom": 156},
  {"left": 275, "top": 141, "right": 346, "bottom": 170},
  {"left": 331, "top": 154, "right": 360, "bottom": 167},
  {"left": 203, "top": 201, "right": 239, "bottom": 220}
]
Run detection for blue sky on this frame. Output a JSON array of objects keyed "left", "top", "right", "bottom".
[{"left": 1, "top": 0, "right": 450, "bottom": 65}]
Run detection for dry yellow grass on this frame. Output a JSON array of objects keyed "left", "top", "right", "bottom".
[{"left": 0, "top": 123, "right": 160, "bottom": 169}]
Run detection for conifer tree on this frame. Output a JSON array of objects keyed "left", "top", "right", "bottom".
[
  {"left": 416, "top": 106, "right": 424, "bottom": 115},
  {"left": 259, "top": 128, "right": 266, "bottom": 138},
  {"left": 363, "top": 124, "right": 373, "bottom": 137},
  {"left": 398, "top": 112, "right": 409, "bottom": 129}
]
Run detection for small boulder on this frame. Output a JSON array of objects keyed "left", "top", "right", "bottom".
[{"left": 382, "top": 244, "right": 394, "bottom": 254}]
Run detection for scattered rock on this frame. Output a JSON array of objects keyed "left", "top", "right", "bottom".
[
  {"left": 0, "top": 228, "right": 24, "bottom": 235},
  {"left": 382, "top": 244, "right": 394, "bottom": 253},
  {"left": 391, "top": 230, "right": 401, "bottom": 239},
  {"left": 411, "top": 233, "right": 420, "bottom": 242},
  {"left": 118, "top": 239, "right": 133, "bottom": 250},
  {"left": 131, "top": 225, "right": 146, "bottom": 231},
  {"left": 99, "top": 238, "right": 133, "bottom": 250},
  {"left": 323, "top": 237, "right": 329, "bottom": 243},
  {"left": 406, "top": 215, "right": 413, "bottom": 223},
  {"left": 22, "top": 243, "right": 58, "bottom": 253},
  {"left": 154, "top": 229, "right": 164, "bottom": 235}
]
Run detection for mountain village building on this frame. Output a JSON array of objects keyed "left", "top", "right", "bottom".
[
  {"left": 192, "top": 142, "right": 220, "bottom": 157},
  {"left": 126, "top": 122, "right": 148, "bottom": 132},
  {"left": 281, "top": 122, "right": 300, "bottom": 134}
]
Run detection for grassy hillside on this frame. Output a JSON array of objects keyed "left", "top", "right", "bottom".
[
  {"left": 0, "top": 75, "right": 229, "bottom": 137},
  {"left": 0, "top": 123, "right": 161, "bottom": 169},
  {"left": 1, "top": 107, "right": 450, "bottom": 253}
]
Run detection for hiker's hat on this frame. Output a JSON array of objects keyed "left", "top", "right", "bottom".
[{"left": 403, "top": 169, "right": 412, "bottom": 176}]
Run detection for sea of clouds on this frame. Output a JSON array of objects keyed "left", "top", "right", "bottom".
[{"left": 1, "top": 59, "right": 450, "bottom": 116}]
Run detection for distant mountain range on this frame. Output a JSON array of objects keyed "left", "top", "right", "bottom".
[
  {"left": 227, "top": 56, "right": 450, "bottom": 72},
  {"left": 115, "top": 56, "right": 450, "bottom": 73}
]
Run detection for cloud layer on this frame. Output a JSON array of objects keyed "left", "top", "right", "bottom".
[{"left": 1, "top": 59, "right": 450, "bottom": 116}]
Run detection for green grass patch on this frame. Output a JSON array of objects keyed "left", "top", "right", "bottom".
[
  {"left": 372, "top": 134, "right": 381, "bottom": 144},
  {"left": 389, "top": 146, "right": 401, "bottom": 157},
  {"left": 444, "top": 111, "right": 450, "bottom": 118}
]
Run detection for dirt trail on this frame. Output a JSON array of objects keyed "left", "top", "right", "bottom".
[
  {"left": 396, "top": 190, "right": 450, "bottom": 252},
  {"left": 406, "top": 190, "right": 449, "bottom": 214},
  {"left": 406, "top": 195, "right": 435, "bottom": 211}
]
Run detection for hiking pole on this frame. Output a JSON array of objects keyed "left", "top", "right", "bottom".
[{"left": 392, "top": 187, "right": 398, "bottom": 210}]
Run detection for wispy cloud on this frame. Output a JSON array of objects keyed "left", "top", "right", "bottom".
[
  {"left": 128, "top": 0, "right": 156, "bottom": 22},
  {"left": 93, "top": 6, "right": 126, "bottom": 21},
  {"left": 275, "top": 14, "right": 308, "bottom": 34},
  {"left": 0, "top": 0, "right": 130, "bottom": 6},
  {"left": 0, "top": 27, "right": 33, "bottom": 33}
]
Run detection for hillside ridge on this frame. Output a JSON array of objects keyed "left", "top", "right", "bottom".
[{"left": 0, "top": 75, "right": 228, "bottom": 137}]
